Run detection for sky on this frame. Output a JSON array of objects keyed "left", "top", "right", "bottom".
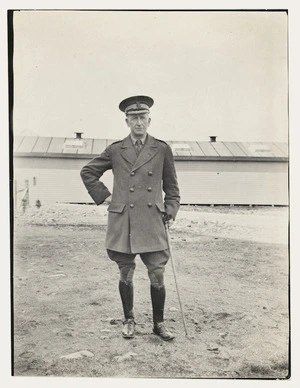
[{"left": 13, "top": 10, "right": 288, "bottom": 142}]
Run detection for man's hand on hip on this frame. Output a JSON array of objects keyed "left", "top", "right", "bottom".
[{"left": 104, "top": 195, "right": 112, "bottom": 205}]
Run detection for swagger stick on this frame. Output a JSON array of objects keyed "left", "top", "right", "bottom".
[{"left": 165, "top": 223, "right": 189, "bottom": 337}]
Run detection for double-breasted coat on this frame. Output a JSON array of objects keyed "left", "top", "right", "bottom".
[{"left": 80, "top": 133, "right": 180, "bottom": 254}]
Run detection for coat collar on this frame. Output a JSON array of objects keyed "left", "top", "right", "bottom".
[{"left": 120, "top": 133, "right": 158, "bottom": 170}]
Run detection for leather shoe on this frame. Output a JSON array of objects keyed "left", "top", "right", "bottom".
[
  {"left": 122, "top": 318, "right": 135, "bottom": 338},
  {"left": 153, "top": 322, "right": 175, "bottom": 341}
]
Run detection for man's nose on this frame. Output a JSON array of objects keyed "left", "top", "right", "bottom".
[{"left": 136, "top": 117, "right": 142, "bottom": 125}]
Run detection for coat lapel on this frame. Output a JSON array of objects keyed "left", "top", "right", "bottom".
[
  {"left": 132, "top": 134, "right": 158, "bottom": 172},
  {"left": 120, "top": 135, "right": 137, "bottom": 166}
]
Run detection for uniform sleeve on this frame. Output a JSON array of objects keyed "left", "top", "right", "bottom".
[
  {"left": 162, "top": 144, "right": 180, "bottom": 220},
  {"left": 80, "top": 146, "right": 112, "bottom": 205}
]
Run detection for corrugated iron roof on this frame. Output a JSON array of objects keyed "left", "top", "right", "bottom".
[{"left": 13, "top": 136, "right": 288, "bottom": 161}]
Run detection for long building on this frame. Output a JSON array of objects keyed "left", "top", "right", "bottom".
[{"left": 13, "top": 134, "right": 289, "bottom": 207}]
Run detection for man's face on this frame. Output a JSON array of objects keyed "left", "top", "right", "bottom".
[{"left": 126, "top": 113, "right": 151, "bottom": 138}]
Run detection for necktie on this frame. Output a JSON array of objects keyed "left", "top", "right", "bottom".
[{"left": 135, "top": 139, "right": 143, "bottom": 155}]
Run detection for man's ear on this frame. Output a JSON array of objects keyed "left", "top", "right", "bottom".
[
  {"left": 125, "top": 117, "right": 129, "bottom": 127},
  {"left": 148, "top": 117, "right": 151, "bottom": 127}
]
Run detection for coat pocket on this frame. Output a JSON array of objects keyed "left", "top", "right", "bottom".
[
  {"left": 107, "top": 202, "right": 126, "bottom": 213},
  {"left": 155, "top": 202, "right": 166, "bottom": 213}
]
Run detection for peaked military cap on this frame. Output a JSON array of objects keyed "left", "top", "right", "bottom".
[{"left": 119, "top": 95, "right": 154, "bottom": 115}]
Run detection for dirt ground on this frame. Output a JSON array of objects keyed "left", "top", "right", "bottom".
[{"left": 13, "top": 203, "right": 289, "bottom": 379}]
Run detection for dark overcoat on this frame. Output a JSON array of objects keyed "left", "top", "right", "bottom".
[{"left": 80, "top": 134, "right": 180, "bottom": 254}]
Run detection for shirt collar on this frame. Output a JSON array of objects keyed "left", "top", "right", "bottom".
[{"left": 130, "top": 133, "right": 148, "bottom": 145}]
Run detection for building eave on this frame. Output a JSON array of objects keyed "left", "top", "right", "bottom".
[{"left": 13, "top": 152, "right": 288, "bottom": 163}]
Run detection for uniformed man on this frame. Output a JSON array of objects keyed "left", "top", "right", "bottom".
[{"left": 80, "top": 95, "right": 180, "bottom": 341}]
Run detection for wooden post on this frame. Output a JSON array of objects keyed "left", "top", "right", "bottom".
[
  {"left": 24, "top": 180, "right": 29, "bottom": 207},
  {"left": 14, "top": 179, "right": 17, "bottom": 211}
]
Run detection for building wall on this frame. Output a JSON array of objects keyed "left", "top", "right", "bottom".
[
  {"left": 13, "top": 157, "right": 109, "bottom": 205},
  {"left": 175, "top": 160, "right": 288, "bottom": 205},
  {"left": 13, "top": 157, "right": 288, "bottom": 206}
]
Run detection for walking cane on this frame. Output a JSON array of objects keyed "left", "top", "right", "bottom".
[{"left": 165, "top": 222, "right": 189, "bottom": 337}]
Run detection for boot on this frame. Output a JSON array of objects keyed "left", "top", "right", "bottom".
[
  {"left": 153, "top": 322, "right": 175, "bottom": 341},
  {"left": 119, "top": 281, "right": 135, "bottom": 338},
  {"left": 122, "top": 318, "right": 135, "bottom": 339},
  {"left": 151, "top": 285, "right": 175, "bottom": 341}
]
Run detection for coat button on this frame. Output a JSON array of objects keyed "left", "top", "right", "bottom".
[
  {"left": 130, "top": 187, "right": 135, "bottom": 192},
  {"left": 130, "top": 171, "right": 135, "bottom": 176},
  {"left": 130, "top": 203, "right": 134, "bottom": 208},
  {"left": 148, "top": 171, "right": 153, "bottom": 176},
  {"left": 148, "top": 202, "right": 152, "bottom": 207},
  {"left": 147, "top": 187, "right": 152, "bottom": 192}
]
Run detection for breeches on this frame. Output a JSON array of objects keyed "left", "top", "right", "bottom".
[{"left": 107, "top": 249, "right": 170, "bottom": 288}]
